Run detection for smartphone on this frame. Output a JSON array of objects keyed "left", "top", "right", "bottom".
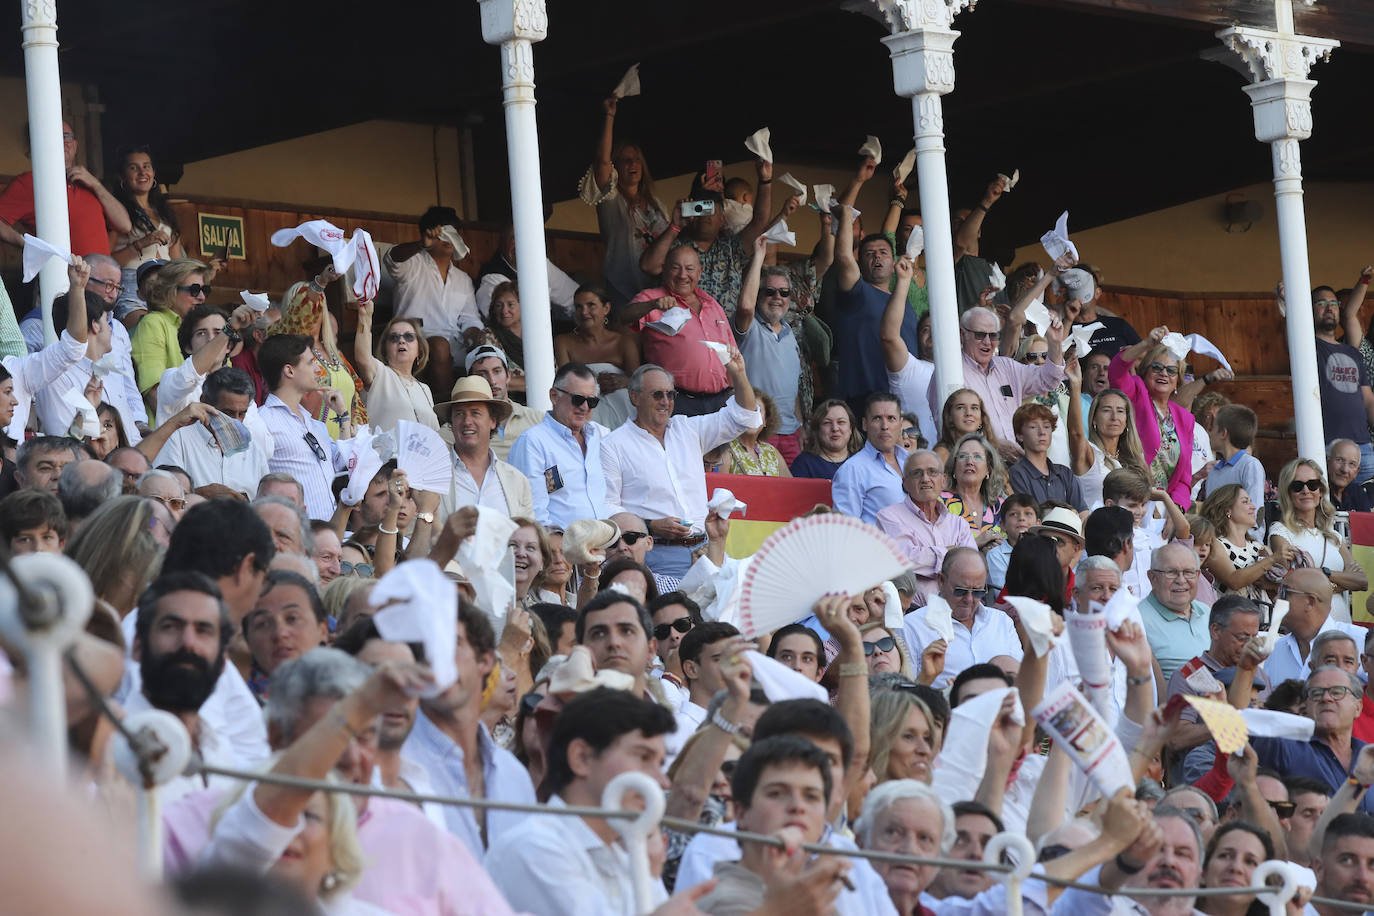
[
  {"left": 214, "top": 244, "right": 229, "bottom": 262},
  {"left": 704, "top": 159, "right": 722, "bottom": 184}
]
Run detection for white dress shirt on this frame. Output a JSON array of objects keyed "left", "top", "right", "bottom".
[
  {"left": 34, "top": 354, "right": 143, "bottom": 444},
  {"left": 452, "top": 448, "right": 517, "bottom": 514},
  {"left": 3, "top": 330, "right": 88, "bottom": 439},
  {"left": 258, "top": 394, "right": 345, "bottom": 520},
  {"left": 664, "top": 700, "right": 707, "bottom": 766},
  {"left": 1264, "top": 615, "right": 1366, "bottom": 685},
  {"left": 902, "top": 604, "right": 1024, "bottom": 689},
  {"left": 155, "top": 356, "right": 205, "bottom": 426},
  {"left": 153, "top": 420, "right": 268, "bottom": 495},
  {"left": 487, "top": 794, "right": 668, "bottom": 916},
  {"left": 22, "top": 313, "right": 146, "bottom": 425},
  {"left": 600, "top": 396, "right": 761, "bottom": 530},
  {"left": 887, "top": 350, "right": 938, "bottom": 448},
  {"left": 383, "top": 248, "right": 480, "bottom": 340},
  {"left": 475, "top": 260, "right": 579, "bottom": 320},
  {"left": 507, "top": 413, "right": 612, "bottom": 528}
]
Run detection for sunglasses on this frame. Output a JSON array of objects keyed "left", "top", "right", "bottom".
[
  {"left": 762, "top": 286, "right": 792, "bottom": 298},
  {"left": 555, "top": 387, "right": 601, "bottom": 409},
  {"left": 1024, "top": 351, "right": 1049, "bottom": 361},
  {"left": 304, "top": 431, "right": 328, "bottom": 462},
  {"left": 387, "top": 332, "right": 417, "bottom": 343},
  {"left": 151, "top": 494, "right": 186, "bottom": 512},
  {"left": 967, "top": 330, "right": 1000, "bottom": 342},
  {"left": 1288, "top": 478, "right": 1323, "bottom": 493},
  {"left": 1147, "top": 362, "right": 1179, "bottom": 377},
  {"left": 177, "top": 283, "right": 212, "bottom": 297},
  {"left": 1268, "top": 800, "right": 1296, "bottom": 818},
  {"left": 340, "top": 560, "right": 375, "bottom": 577},
  {"left": 863, "top": 636, "right": 896, "bottom": 656},
  {"left": 950, "top": 585, "right": 988, "bottom": 598},
  {"left": 648, "top": 390, "right": 676, "bottom": 402},
  {"left": 653, "top": 616, "right": 695, "bottom": 640},
  {"left": 619, "top": 531, "right": 650, "bottom": 546}
]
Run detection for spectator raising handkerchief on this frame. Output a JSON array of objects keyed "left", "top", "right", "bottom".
[
  {"left": 1040, "top": 210, "right": 1079, "bottom": 268},
  {"left": 611, "top": 62, "right": 641, "bottom": 99},
  {"left": 744, "top": 127, "right": 773, "bottom": 163},
  {"left": 857, "top": 134, "right": 883, "bottom": 164},
  {"left": 21, "top": 233, "right": 73, "bottom": 283},
  {"left": 893, "top": 148, "right": 916, "bottom": 184},
  {"left": 777, "top": 172, "right": 807, "bottom": 205}
]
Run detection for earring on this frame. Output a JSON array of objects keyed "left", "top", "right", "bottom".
[{"left": 322, "top": 873, "right": 339, "bottom": 892}]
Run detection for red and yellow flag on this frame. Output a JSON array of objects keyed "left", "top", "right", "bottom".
[
  {"left": 1347, "top": 511, "right": 1374, "bottom": 627},
  {"left": 703, "top": 473, "right": 833, "bottom": 559}
]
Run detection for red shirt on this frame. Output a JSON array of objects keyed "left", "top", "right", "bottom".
[
  {"left": 0, "top": 171, "right": 112, "bottom": 255},
  {"left": 1355, "top": 692, "right": 1374, "bottom": 744},
  {"left": 633, "top": 286, "right": 732, "bottom": 394}
]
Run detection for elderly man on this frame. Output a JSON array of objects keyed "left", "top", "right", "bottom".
[
  {"left": 941, "top": 305, "right": 1066, "bottom": 451},
  {"left": 1139, "top": 542, "right": 1210, "bottom": 682},
  {"left": 1265, "top": 568, "right": 1365, "bottom": 685},
  {"left": 902, "top": 548, "right": 1022, "bottom": 689},
  {"left": 624, "top": 245, "right": 735, "bottom": 416},
  {"left": 1328, "top": 438, "right": 1372, "bottom": 512},
  {"left": 57, "top": 459, "right": 120, "bottom": 529},
  {"left": 148, "top": 367, "right": 267, "bottom": 497},
  {"left": 1069, "top": 554, "right": 1162, "bottom": 717},
  {"left": 833, "top": 392, "right": 907, "bottom": 524},
  {"left": 877, "top": 450, "right": 977, "bottom": 603},
  {"left": 106, "top": 444, "right": 151, "bottom": 492},
  {"left": 1313, "top": 630, "right": 1361, "bottom": 675},
  {"left": 601, "top": 360, "right": 759, "bottom": 578},
  {"left": 734, "top": 244, "right": 804, "bottom": 462},
  {"left": 136, "top": 468, "right": 186, "bottom": 521},
  {"left": 434, "top": 375, "right": 533, "bottom": 525},
  {"left": 252, "top": 494, "right": 312, "bottom": 558},
  {"left": 464, "top": 344, "right": 540, "bottom": 460},
  {"left": 1164, "top": 595, "right": 1263, "bottom": 757},
  {"left": 0, "top": 119, "right": 131, "bottom": 254},
  {"left": 508, "top": 362, "right": 612, "bottom": 528},
  {"left": 1054, "top": 804, "right": 1203, "bottom": 916},
  {"left": 14, "top": 436, "right": 83, "bottom": 497}
]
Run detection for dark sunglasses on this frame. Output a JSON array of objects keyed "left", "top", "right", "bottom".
[
  {"left": 177, "top": 283, "right": 212, "bottom": 297},
  {"left": 761, "top": 286, "right": 791, "bottom": 298},
  {"left": 304, "top": 431, "right": 327, "bottom": 462},
  {"left": 619, "top": 531, "right": 650, "bottom": 546},
  {"left": 967, "top": 330, "right": 1000, "bottom": 342},
  {"left": 950, "top": 585, "right": 988, "bottom": 598},
  {"left": 1288, "top": 478, "right": 1323, "bottom": 493},
  {"left": 519, "top": 692, "right": 543, "bottom": 716},
  {"left": 1147, "top": 361, "right": 1179, "bottom": 377},
  {"left": 387, "top": 331, "right": 417, "bottom": 343},
  {"left": 863, "top": 636, "right": 896, "bottom": 656},
  {"left": 653, "top": 616, "right": 694, "bottom": 640},
  {"left": 555, "top": 387, "right": 600, "bottom": 409},
  {"left": 1268, "top": 800, "right": 1296, "bottom": 818},
  {"left": 340, "top": 560, "right": 374, "bottom": 577}
]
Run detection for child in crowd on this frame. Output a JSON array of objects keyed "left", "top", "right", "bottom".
[
  {"left": 1101, "top": 467, "right": 1191, "bottom": 598},
  {"left": 0, "top": 490, "right": 68, "bottom": 555},
  {"left": 1185, "top": 513, "right": 1220, "bottom": 605},
  {"left": 986, "top": 492, "right": 1039, "bottom": 591},
  {"left": 1204, "top": 404, "right": 1266, "bottom": 541},
  {"left": 1006, "top": 403, "right": 1086, "bottom": 512}
]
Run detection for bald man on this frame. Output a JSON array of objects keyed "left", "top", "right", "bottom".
[
  {"left": 1266, "top": 567, "right": 1365, "bottom": 685},
  {"left": 1139, "top": 542, "right": 1210, "bottom": 682}
]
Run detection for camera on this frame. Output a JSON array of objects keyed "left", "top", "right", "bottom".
[{"left": 681, "top": 200, "right": 716, "bottom": 218}]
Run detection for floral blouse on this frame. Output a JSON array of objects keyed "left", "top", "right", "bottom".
[
  {"left": 941, "top": 490, "right": 1003, "bottom": 538},
  {"left": 726, "top": 439, "right": 787, "bottom": 477}
]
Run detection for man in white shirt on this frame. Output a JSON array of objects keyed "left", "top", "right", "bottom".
[
  {"left": 465, "top": 344, "right": 541, "bottom": 460},
  {"left": 902, "top": 548, "right": 1023, "bottom": 689},
  {"left": 488, "top": 687, "right": 702, "bottom": 916},
  {"left": 154, "top": 300, "right": 256, "bottom": 425},
  {"left": 665, "top": 620, "right": 739, "bottom": 764},
  {"left": 508, "top": 362, "right": 612, "bottom": 528},
  {"left": 255, "top": 333, "right": 353, "bottom": 520},
  {"left": 149, "top": 367, "right": 267, "bottom": 497},
  {"left": 601, "top": 356, "right": 760, "bottom": 579},
  {"left": 474, "top": 223, "right": 579, "bottom": 321},
  {"left": 34, "top": 284, "right": 142, "bottom": 442},
  {"left": 4, "top": 258, "right": 93, "bottom": 443},
  {"left": 384, "top": 206, "right": 483, "bottom": 400},
  {"left": 433, "top": 375, "right": 533, "bottom": 524},
  {"left": 1266, "top": 568, "right": 1365, "bottom": 685},
  {"left": 883, "top": 255, "right": 937, "bottom": 447}
]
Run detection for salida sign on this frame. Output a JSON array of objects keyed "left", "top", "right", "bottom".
[{"left": 197, "top": 213, "right": 246, "bottom": 260}]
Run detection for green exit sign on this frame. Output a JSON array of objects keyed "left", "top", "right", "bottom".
[{"left": 197, "top": 213, "right": 246, "bottom": 259}]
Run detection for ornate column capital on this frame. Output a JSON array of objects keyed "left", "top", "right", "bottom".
[
  {"left": 20, "top": 0, "right": 58, "bottom": 30},
  {"left": 1217, "top": 25, "right": 1337, "bottom": 84},
  {"left": 477, "top": 0, "right": 547, "bottom": 46},
  {"left": 882, "top": 27, "right": 960, "bottom": 99},
  {"left": 869, "top": 0, "right": 977, "bottom": 32}
]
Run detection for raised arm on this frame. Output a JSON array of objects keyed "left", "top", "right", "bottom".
[
  {"left": 592, "top": 97, "right": 618, "bottom": 191},
  {"left": 665, "top": 640, "right": 753, "bottom": 820},
  {"left": 832, "top": 158, "right": 874, "bottom": 293},
  {"left": 1065, "top": 355, "right": 1092, "bottom": 475},
  {"left": 65, "top": 257, "right": 92, "bottom": 344},
  {"left": 1308, "top": 745, "right": 1374, "bottom": 862},
  {"left": 952, "top": 177, "right": 1003, "bottom": 261},
  {"left": 725, "top": 346, "right": 756, "bottom": 414},
  {"left": 737, "top": 159, "right": 774, "bottom": 250},
  {"left": 1001, "top": 267, "right": 1055, "bottom": 357},
  {"left": 882, "top": 258, "right": 916, "bottom": 373},
  {"left": 814, "top": 594, "right": 870, "bottom": 801},
  {"left": 1343, "top": 266, "right": 1373, "bottom": 347},
  {"left": 812, "top": 210, "right": 836, "bottom": 282},
  {"left": 1118, "top": 325, "right": 1167, "bottom": 370},
  {"left": 882, "top": 177, "right": 908, "bottom": 236},
  {"left": 637, "top": 200, "right": 683, "bottom": 277},
  {"left": 135, "top": 402, "right": 219, "bottom": 462},
  {"left": 1152, "top": 488, "right": 1190, "bottom": 541},
  {"left": 734, "top": 236, "right": 766, "bottom": 335},
  {"left": 353, "top": 300, "right": 377, "bottom": 388},
  {"left": 193, "top": 303, "right": 255, "bottom": 378}
]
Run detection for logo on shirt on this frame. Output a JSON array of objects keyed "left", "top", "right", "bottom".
[{"left": 1324, "top": 350, "right": 1361, "bottom": 394}]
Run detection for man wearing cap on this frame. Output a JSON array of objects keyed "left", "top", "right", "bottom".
[
  {"left": 1065, "top": 266, "right": 1140, "bottom": 359},
  {"left": 435, "top": 375, "right": 533, "bottom": 524},
  {"left": 464, "top": 344, "right": 540, "bottom": 461},
  {"left": 1139, "top": 542, "right": 1211, "bottom": 682},
  {"left": 507, "top": 362, "right": 611, "bottom": 528}
]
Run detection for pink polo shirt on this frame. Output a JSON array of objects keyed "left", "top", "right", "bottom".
[
  {"left": 633, "top": 286, "right": 732, "bottom": 393},
  {"left": 875, "top": 496, "right": 978, "bottom": 600}
]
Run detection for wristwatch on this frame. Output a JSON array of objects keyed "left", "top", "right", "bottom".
[
  {"left": 1321, "top": 566, "right": 1332, "bottom": 578},
  {"left": 416, "top": 512, "right": 435, "bottom": 525}
]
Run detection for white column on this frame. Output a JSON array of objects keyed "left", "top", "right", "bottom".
[
  {"left": 1218, "top": 3, "right": 1338, "bottom": 465},
  {"left": 478, "top": 0, "right": 555, "bottom": 412},
  {"left": 873, "top": 1, "right": 976, "bottom": 409},
  {"left": 20, "top": 0, "right": 70, "bottom": 345}
]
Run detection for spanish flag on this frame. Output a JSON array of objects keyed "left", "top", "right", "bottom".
[
  {"left": 704, "top": 473, "right": 834, "bottom": 559},
  {"left": 1347, "top": 511, "right": 1374, "bottom": 627}
]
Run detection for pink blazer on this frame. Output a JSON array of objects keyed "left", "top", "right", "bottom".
[{"left": 1109, "top": 352, "right": 1196, "bottom": 509}]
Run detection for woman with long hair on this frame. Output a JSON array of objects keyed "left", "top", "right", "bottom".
[
  {"left": 353, "top": 301, "right": 438, "bottom": 432},
  {"left": 1271, "top": 458, "right": 1367, "bottom": 622},
  {"left": 942, "top": 433, "right": 1008, "bottom": 548},
  {"left": 510, "top": 517, "right": 552, "bottom": 611},
  {"left": 869, "top": 690, "right": 942, "bottom": 785},
  {"left": 110, "top": 146, "right": 184, "bottom": 324},
  {"left": 1066, "top": 357, "right": 1150, "bottom": 507},
  {"left": 724, "top": 390, "right": 790, "bottom": 477},
  {"left": 553, "top": 284, "right": 640, "bottom": 428},
  {"left": 934, "top": 389, "right": 1007, "bottom": 465},
  {"left": 1200, "top": 483, "right": 1282, "bottom": 606},
  {"left": 268, "top": 267, "right": 367, "bottom": 438},
  {"left": 483, "top": 281, "right": 525, "bottom": 378},
  {"left": 65, "top": 495, "right": 163, "bottom": 618},
  {"left": 1197, "top": 821, "right": 1274, "bottom": 916},
  {"left": 1109, "top": 325, "right": 1199, "bottom": 509},
  {"left": 130, "top": 258, "right": 210, "bottom": 410},
  {"left": 791, "top": 399, "right": 862, "bottom": 480}
]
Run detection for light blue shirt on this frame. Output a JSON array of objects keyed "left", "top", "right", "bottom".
[
  {"left": 985, "top": 538, "right": 1014, "bottom": 590},
  {"left": 508, "top": 413, "right": 611, "bottom": 528},
  {"left": 1138, "top": 592, "right": 1211, "bottom": 682},
  {"left": 734, "top": 317, "right": 802, "bottom": 434},
  {"left": 831, "top": 441, "right": 908, "bottom": 524},
  {"left": 401, "top": 709, "right": 537, "bottom": 860}
]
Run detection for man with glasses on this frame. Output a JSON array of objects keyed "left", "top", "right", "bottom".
[
  {"left": 1313, "top": 281, "right": 1374, "bottom": 483},
  {"left": 734, "top": 249, "right": 804, "bottom": 464},
  {"left": 1164, "top": 595, "right": 1263, "bottom": 757},
  {"left": 1139, "top": 542, "right": 1211, "bottom": 682},
  {"left": 136, "top": 468, "right": 187, "bottom": 522},
  {"left": 508, "top": 362, "right": 612, "bottom": 528},
  {"left": 601, "top": 361, "right": 760, "bottom": 579},
  {"left": 1265, "top": 567, "right": 1364, "bottom": 685},
  {"left": 946, "top": 305, "right": 1066, "bottom": 448},
  {"left": 900, "top": 547, "right": 1021, "bottom": 690},
  {"left": 876, "top": 449, "right": 975, "bottom": 603},
  {"left": 0, "top": 119, "right": 132, "bottom": 256}
]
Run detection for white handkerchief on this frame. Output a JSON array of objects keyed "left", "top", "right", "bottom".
[
  {"left": 612, "top": 62, "right": 641, "bottom": 99},
  {"left": 700, "top": 341, "right": 730, "bottom": 365},
  {"left": 62, "top": 386, "right": 99, "bottom": 438},
  {"left": 679, "top": 557, "right": 720, "bottom": 610},
  {"left": 1024, "top": 299, "right": 1053, "bottom": 337},
  {"left": 923, "top": 593, "right": 955, "bottom": 643},
  {"left": 1186, "top": 666, "right": 1224, "bottom": 696},
  {"left": 1264, "top": 599, "right": 1290, "bottom": 652},
  {"left": 812, "top": 184, "right": 836, "bottom": 213},
  {"left": 777, "top": 173, "right": 807, "bottom": 206},
  {"left": 998, "top": 169, "right": 1020, "bottom": 192},
  {"left": 829, "top": 206, "right": 860, "bottom": 237},
  {"left": 1241, "top": 708, "right": 1315, "bottom": 742},
  {"left": 240, "top": 291, "right": 271, "bottom": 312},
  {"left": 905, "top": 225, "right": 924, "bottom": 260},
  {"left": 90, "top": 352, "right": 121, "bottom": 379},
  {"left": 988, "top": 263, "right": 1006, "bottom": 292},
  {"left": 345, "top": 228, "right": 381, "bottom": 303},
  {"left": 1040, "top": 211, "right": 1079, "bottom": 265},
  {"left": 338, "top": 426, "right": 384, "bottom": 506},
  {"left": 1161, "top": 332, "right": 1191, "bottom": 361},
  {"left": 893, "top": 148, "right": 916, "bottom": 184},
  {"left": 931, "top": 686, "right": 1023, "bottom": 802},
  {"left": 22, "top": 234, "right": 73, "bottom": 283},
  {"left": 1101, "top": 586, "right": 1136, "bottom": 631},
  {"left": 645, "top": 306, "right": 691, "bottom": 336},
  {"left": 397, "top": 420, "right": 452, "bottom": 494},
  {"left": 1065, "top": 321, "right": 1104, "bottom": 357},
  {"left": 744, "top": 127, "right": 773, "bottom": 163},
  {"left": 372, "top": 559, "right": 458, "bottom": 696},
  {"left": 745, "top": 650, "right": 828, "bottom": 704},
  {"left": 1004, "top": 596, "right": 1061, "bottom": 658},
  {"left": 882, "top": 581, "right": 904, "bottom": 631},
  {"left": 456, "top": 508, "right": 520, "bottom": 633},
  {"left": 761, "top": 220, "right": 795, "bottom": 247},
  {"left": 438, "top": 225, "right": 470, "bottom": 261},
  {"left": 858, "top": 135, "right": 883, "bottom": 164},
  {"left": 271, "top": 219, "right": 348, "bottom": 255},
  {"left": 1183, "top": 333, "right": 1233, "bottom": 372},
  {"left": 708, "top": 488, "right": 747, "bottom": 519}
]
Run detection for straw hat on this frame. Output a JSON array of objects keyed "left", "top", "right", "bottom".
[
  {"left": 1029, "top": 506, "right": 1085, "bottom": 544},
  {"left": 433, "top": 376, "right": 512, "bottom": 425},
  {"left": 562, "top": 518, "right": 621, "bottom": 565}
]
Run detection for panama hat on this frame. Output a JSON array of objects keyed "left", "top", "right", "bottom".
[{"left": 433, "top": 376, "right": 512, "bottom": 426}]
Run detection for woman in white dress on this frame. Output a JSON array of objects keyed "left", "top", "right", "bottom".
[
  {"left": 353, "top": 301, "right": 439, "bottom": 433},
  {"left": 1065, "top": 357, "right": 1150, "bottom": 508},
  {"left": 553, "top": 285, "right": 640, "bottom": 429},
  {"left": 1270, "top": 457, "right": 1367, "bottom": 622}
]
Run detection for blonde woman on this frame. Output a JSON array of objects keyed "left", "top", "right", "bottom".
[
  {"left": 1271, "top": 458, "right": 1367, "bottom": 622},
  {"left": 1200, "top": 483, "right": 1281, "bottom": 606},
  {"left": 64, "top": 495, "right": 163, "bottom": 618},
  {"left": 269, "top": 268, "right": 366, "bottom": 438},
  {"left": 1109, "top": 325, "right": 1198, "bottom": 509},
  {"left": 1066, "top": 360, "right": 1150, "bottom": 507},
  {"left": 860, "top": 622, "right": 913, "bottom": 678},
  {"left": 869, "top": 689, "right": 942, "bottom": 784},
  {"left": 130, "top": 257, "right": 209, "bottom": 408}
]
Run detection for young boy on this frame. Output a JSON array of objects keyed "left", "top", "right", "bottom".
[
  {"left": 1101, "top": 467, "right": 1191, "bottom": 599},
  {"left": 0, "top": 489, "right": 68, "bottom": 555},
  {"left": 987, "top": 493, "right": 1039, "bottom": 590},
  {"left": 1007, "top": 403, "right": 1087, "bottom": 511},
  {"left": 1205, "top": 404, "right": 1266, "bottom": 540}
]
